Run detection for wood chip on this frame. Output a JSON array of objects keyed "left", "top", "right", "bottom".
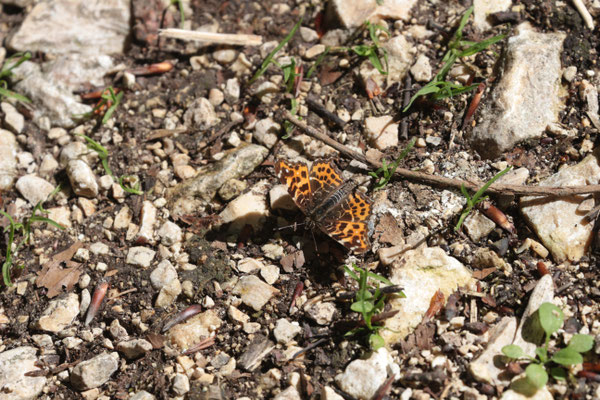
[{"left": 159, "top": 29, "right": 262, "bottom": 46}]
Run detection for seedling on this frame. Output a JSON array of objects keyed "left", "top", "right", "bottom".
[
  {"left": 93, "top": 87, "right": 123, "bottom": 125},
  {"left": 171, "top": 0, "right": 185, "bottom": 29},
  {"left": 368, "top": 137, "right": 416, "bottom": 190},
  {"left": 248, "top": 16, "right": 303, "bottom": 85},
  {"left": 352, "top": 21, "right": 389, "bottom": 75},
  {"left": 502, "top": 303, "right": 594, "bottom": 391},
  {"left": 1, "top": 186, "right": 63, "bottom": 286},
  {"left": 403, "top": 6, "right": 505, "bottom": 112},
  {"left": 0, "top": 52, "right": 32, "bottom": 103},
  {"left": 344, "top": 263, "right": 405, "bottom": 349},
  {"left": 454, "top": 166, "right": 511, "bottom": 231},
  {"left": 77, "top": 134, "right": 143, "bottom": 195}
]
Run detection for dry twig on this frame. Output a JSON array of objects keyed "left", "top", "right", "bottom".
[
  {"left": 158, "top": 29, "right": 262, "bottom": 46},
  {"left": 281, "top": 110, "right": 600, "bottom": 197}
]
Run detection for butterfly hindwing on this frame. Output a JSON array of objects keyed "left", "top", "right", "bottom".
[{"left": 320, "top": 220, "right": 371, "bottom": 253}]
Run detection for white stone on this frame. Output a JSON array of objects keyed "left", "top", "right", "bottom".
[
  {"left": 213, "top": 49, "right": 237, "bottom": 64},
  {"left": 89, "top": 242, "right": 109, "bottom": 255},
  {"left": 365, "top": 116, "right": 398, "bottom": 150},
  {"left": 382, "top": 34, "right": 414, "bottom": 87},
  {"left": 269, "top": 184, "right": 297, "bottom": 211},
  {"left": 463, "top": 211, "right": 496, "bottom": 242},
  {"left": 521, "top": 150, "right": 600, "bottom": 262},
  {"left": 260, "top": 264, "right": 280, "bottom": 285},
  {"left": 305, "top": 44, "right": 326, "bottom": 59},
  {"left": 155, "top": 279, "right": 182, "bottom": 308},
  {"left": 322, "top": 386, "right": 345, "bottom": 400},
  {"left": 70, "top": 352, "right": 119, "bottom": 390},
  {"left": 130, "top": 391, "right": 155, "bottom": 400},
  {"left": 116, "top": 339, "right": 152, "bottom": 359},
  {"left": 300, "top": 27, "right": 319, "bottom": 42},
  {"left": 9, "top": 0, "right": 130, "bottom": 56},
  {"left": 563, "top": 65, "right": 577, "bottom": 82},
  {"left": 166, "top": 310, "right": 222, "bottom": 350},
  {"left": 208, "top": 88, "right": 224, "bottom": 107},
  {"left": 172, "top": 373, "right": 190, "bottom": 395},
  {"left": 327, "top": 0, "right": 417, "bottom": 29},
  {"left": 228, "top": 305, "right": 250, "bottom": 324},
  {"left": 254, "top": 118, "right": 280, "bottom": 149},
  {"left": 224, "top": 78, "right": 240, "bottom": 103},
  {"left": 126, "top": 247, "right": 156, "bottom": 268},
  {"left": 0, "top": 346, "right": 46, "bottom": 400},
  {"left": 35, "top": 293, "right": 79, "bottom": 333},
  {"left": 335, "top": 348, "right": 399, "bottom": 400},
  {"left": 381, "top": 246, "right": 474, "bottom": 345},
  {"left": 66, "top": 159, "right": 99, "bottom": 198},
  {"left": 237, "top": 258, "right": 264, "bottom": 274},
  {"left": 410, "top": 54, "right": 432, "bottom": 82},
  {"left": 0, "top": 129, "right": 17, "bottom": 190},
  {"left": 219, "top": 180, "right": 271, "bottom": 233},
  {"left": 471, "top": 23, "right": 566, "bottom": 158},
  {"left": 78, "top": 197, "right": 96, "bottom": 217},
  {"left": 183, "top": 97, "right": 218, "bottom": 130},
  {"left": 47, "top": 206, "right": 71, "bottom": 228},
  {"left": 274, "top": 386, "right": 301, "bottom": 400},
  {"left": 1, "top": 102, "right": 24, "bottom": 134},
  {"left": 150, "top": 260, "right": 178, "bottom": 289},
  {"left": 273, "top": 319, "right": 302, "bottom": 344},
  {"left": 137, "top": 201, "right": 157, "bottom": 244},
  {"left": 233, "top": 275, "right": 280, "bottom": 311},
  {"left": 113, "top": 206, "right": 132, "bottom": 230},
  {"left": 469, "top": 316, "right": 518, "bottom": 386},
  {"left": 473, "top": 0, "right": 513, "bottom": 31},
  {"left": 501, "top": 386, "right": 553, "bottom": 400},
  {"left": 307, "top": 302, "right": 337, "bottom": 325},
  {"left": 157, "top": 221, "right": 182, "bottom": 247},
  {"left": 15, "top": 174, "right": 55, "bottom": 205}
]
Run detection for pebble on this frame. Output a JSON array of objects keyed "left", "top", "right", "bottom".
[
  {"left": 137, "top": 201, "right": 157, "bottom": 244},
  {"left": 233, "top": 275, "right": 280, "bottom": 311},
  {"left": 89, "top": 242, "right": 109, "bottom": 255},
  {"left": 239, "top": 335, "right": 275, "bottom": 371},
  {"left": 365, "top": 116, "right": 399, "bottom": 150},
  {"left": 273, "top": 319, "right": 302, "bottom": 344},
  {"left": 125, "top": 247, "right": 156, "bottom": 268},
  {"left": 473, "top": 0, "right": 512, "bottom": 31},
  {"left": 237, "top": 258, "right": 264, "bottom": 274},
  {"left": 130, "top": 391, "right": 155, "bottom": 400},
  {"left": 208, "top": 88, "right": 224, "bottom": 107},
  {"left": 213, "top": 49, "right": 237, "bottom": 64},
  {"left": 70, "top": 352, "right": 119, "bottom": 391},
  {"left": 1, "top": 102, "right": 24, "bottom": 134},
  {"left": 228, "top": 305, "right": 250, "bottom": 324},
  {"left": 218, "top": 178, "right": 247, "bottom": 201},
  {"left": 224, "top": 78, "right": 240, "bottom": 103},
  {"left": 0, "top": 129, "right": 17, "bottom": 190},
  {"left": 471, "top": 23, "right": 565, "bottom": 158},
  {"left": 563, "top": 65, "right": 577, "bottom": 82},
  {"left": 305, "top": 44, "right": 326, "bottom": 59},
  {"left": 255, "top": 81, "right": 279, "bottom": 103},
  {"left": 307, "top": 302, "right": 336, "bottom": 325},
  {"left": 300, "top": 27, "right": 318, "bottom": 42},
  {"left": 269, "top": 184, "right": 297, "bottom": 211},
  {"left": 34, "top": 293, "right": 80, "bottom": 333},
  {"left": 0, "top": 346, "right": 46, "bottom": 399},
  {"left": 166, "top": 310, "right": 222, "bottom": 350},
  {"left": 78, "top": 197, "right": 96, "bottom": 217},
  {"left": 157, "top": 221, "right": 182, "bottom": 246},
  {"left": 219, "top": 180, "right": 271, "bottom": 233},
  {"left": 116, "top": 339, "right": 153, "bottom": 359},
  {"left": 47, "top": 206, "right": 72, "bottom": 228},
  {"left": 183, "top": 97, "right": 218, "bottom": 130},
  {"left": 469, "top": 316, "right": 517, "bottom": 385},
  {"left": 113, "top": 206, "right": 132, "bottom": 230},
  {"left": 172, "top": 373, "right": 190, "bottom": 395},
  {"left": 335, "top": 348, "right": 400, "bottom": 400},
  {"left": 15, "top": 174, "right": 55, "bottom": 205},
  {"left": 274, "top": 386, "right": 301, "bottom": 400},
  {"left": 260, "top": 264, "right": 280, "bottom": 285},
  {"left": 150, "top": 260, "right": 178, "bottom": 289},
  {"left": 261, "top": 243, "right": 284, "bottom": 260},
  {"left": 109, "top": 319, "right": 129, "bottom": 340},
  {"left": 155, "top": 279, "right": 182, "bottom": 308},
  {"left": 410, "top": 54, "right": 432, "bottom": 82},
  {"left": 254, "top": 118, "right": 280, "bottom": 149},
  {"left": 463, "top": 211, "right": 496, "bottom": 242},
  {"left": 66, "top": 159, "right": 99, "bottom": 198}
]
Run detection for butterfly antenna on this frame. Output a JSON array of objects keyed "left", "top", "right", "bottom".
[
  {"left": 275, "top": 222, "right": 305, "bottom": 232},
  {"left": 311, "top": 230, "right": 319, "bottom": 254}
]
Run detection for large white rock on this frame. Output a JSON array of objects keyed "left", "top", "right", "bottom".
[
  {"left": 381, "top": 246, "right": 475, "bottom": 345},
  {"left": 0, "top": 346, "right": 46, "bottom": 400},
  {"left": 166, "top": 310, "right": 222, "bottom": 350},
  {"left": 233, "top": 275, "right": 280, "bottom": 311},
  {"left": 470, "top": 23, "right": 565, "bottom": 158},
  {"left": 521, "top": 149, "right": 600, "bottom": 262},
  {"left": 335, "top": 348, "right": 399, "bottom": 400},
  {"left": 219, "top": 180, "right": 271, "bottom": 233},
  {"left": 9, "top": 0, "right": 130, "bottom": 55},
  {"left": 365, "top": 115, "right": 399, "bottom": 150},
  {"left": 70, "top": 352, "right": 119, "bottom": 390},
  {"left": 326, "top": 0, "right": 418, "bottom": 28},
  {"left": 15, "top": 174, "right": 55, "bottom": 205}
]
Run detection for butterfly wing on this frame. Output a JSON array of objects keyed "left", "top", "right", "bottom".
[
  {"left": 308, "top": 159, "right": 344, "bottom": 204},
  {"left": 275, "top": 160, "right": 313, "bottom": 212},
  {"left": 320, "top": 191, "right": 373, "bottom": 253}
]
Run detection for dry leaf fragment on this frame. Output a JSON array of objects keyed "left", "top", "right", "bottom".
[{"left": 36, "top": 241, "right": 84, "bottom": 298}]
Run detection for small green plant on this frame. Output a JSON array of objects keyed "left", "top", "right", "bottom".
[
  {"left": 249, "top": 17, "right": 303, "bottom": 85},
  {"left": 344, "top": 263, "right": 405, "bottom": 349},
  {"left": 454, "top": 166, "right": 511, "bottom": 231},
  {"left": 93, "top": 87, "right": 123, "bottom": 125},
  {"left": 77, "top": 134, "right": 143, "bottom": 195},
  {"left": 171, "top": 0, "right": 185, "bottom": 29},
  {"left": 0, "top": 52, "right": 32, "bottom": 103},
  {"left": 369, "top": 137, "right": 416, "bottom": 190},
  {"left": 502, "top": 303, "right": 594, "bottom": 391},
  {"left": 1, "top": 186, "right": 64, "bottom": 286},
  {"left": 403, "top": 6, "right": 505, "bottom": 112},
  {"left": 352, "top": 21, "right": 389, "bottom": 75},
  {"left": 306, "top": 46, "right": 330, "bottom": 79}
]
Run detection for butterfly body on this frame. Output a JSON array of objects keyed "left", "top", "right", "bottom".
[{"left": 275, "top": 158, "right": 373, "bottom": 253}]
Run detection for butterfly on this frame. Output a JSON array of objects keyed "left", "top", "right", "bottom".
[{"left": 275, "top": 158, "right": 373, "bottom": 253}]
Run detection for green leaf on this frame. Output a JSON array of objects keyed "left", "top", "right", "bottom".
[
  {"left": 0, "top": 86, "right": 31, "bottom": 103},
  {"left": 549, "top": 367, "right": 567, "bottom": 381},
  {"left": 457, "top": 34, "right": 505, "bottom": 58},
  {"left": 403, "top": 83, "right": 442, "bottom": 112},
  {"left": 368, "top": 52, "right": 386, "bottom": 74},
  {"left": 352, "top": 45, "right": 372, "bottom": 57},
  {"left": 538, "top": 303, "right": 563, "bottom": 337},
  {"left": 306, "top": 46, "right": 330, "bottom": 78},
  {"left": 567, "top": 334, "right": 594, "bottom": 353},
  {"left": 502, "top": 344, "right": 524, "bottom": 359},
  {"left": 351, "top": 300, "right": 374, "bottom": 314},
  {"left": 471, "top": 166, "right": 512, "bottom": 204},
  {"left": 102, "top": 90, "right": 123, "bottom": 124},
  {"left": 29, "top": 216, "right": 65, "bottom": 230},
  {"left": 370, "top": 333, "right": 385, "bottom": 350},
  {"left": 525, "top": 363, "right": 548, "bottom": 389},
  {"left": 249, "top": 16, "right": 303, "bottom": 84},
  {"left": 535, "top": 346, "right": 548, "bottom": 363},
  {"left": 551, "top": 348, "right": 583, "bottom": 366}
]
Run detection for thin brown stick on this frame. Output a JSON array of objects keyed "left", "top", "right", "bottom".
[{"left": 282, "top": 110, "right": 600, "bottom": 197}]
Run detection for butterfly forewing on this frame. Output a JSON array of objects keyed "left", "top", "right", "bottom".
[{"left": 276, "top": 160, "right": 313, "bottom": 212}]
